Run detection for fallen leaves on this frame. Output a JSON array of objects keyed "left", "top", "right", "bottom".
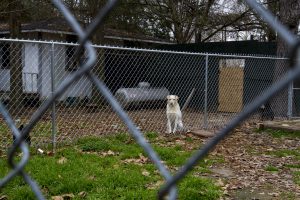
[
  {"left": 80, "top": 149, "right": 119, "bottom": 157},
  {"left": 0, "top": 195, "right": 8, "bottom": 200},
  {"left": 175, "top": 139, "right": 185, "bottom": 146},
  {"left": 78, "top": 191, "right": 87, "bottom": 198},
  {"left": 100, "top": 150, "right": 118, "bottom": 156},
  {"left": 51, "top": 196, "right": 63, "bottom": 200},
  {"left": 215, "top": 178, "right": 225, "bottom": 187},
  {"left": 57, "top": 157, "right": 68, "bottom": 164},
  {"left": 123, "top": 153, "right": 149, "bottom": 165},
  {"left": 211, "top": 126, "right": 300, "bottom": 198},
  {"left": 146, "top": 180, "right": 164, "bottom": 190},
  {"left": 87, "top": 175, "right": 96, "bottom": 180},
  {"left": 47, "top": 151, "right": 54, "bottom": 156},
  {"left": 142, "top": 169, "right": 150, "bottom": 177},
  {"left": 51, "top": 193, "right": 74, "bottom": 200},
  {"left": 268, "top": 192, "right": 280, "bottom": 197},
  {"left": 51, "top": 192, "right": 86, "bottom": 200},
  {"left": 2, "top": 120, "right": 297, "bottom": 199}
]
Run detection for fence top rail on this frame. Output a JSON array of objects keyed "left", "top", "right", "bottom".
[{"left": 0, "top": 37, "right": 288, "bottom": 60}]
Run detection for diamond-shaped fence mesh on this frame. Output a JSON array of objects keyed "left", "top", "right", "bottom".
[
  {"left": 0, "top": 0, "right": 299, "bottom": 199},
  {"left": 0, "top": 41, "right": 290, "bottom": 149}
]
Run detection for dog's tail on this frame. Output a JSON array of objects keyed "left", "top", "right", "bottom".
[{"left": 178, "top": 121, "right": 187, "bottom": 132}]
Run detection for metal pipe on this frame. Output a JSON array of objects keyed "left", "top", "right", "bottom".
[
  {"left": 204, "top": 55, "right": 208, "bottom": 129},
  {"left": 0, "top": 38, "right": 288, "bottom": 60},
  {"left": 50, "top": 42, "right": 57, "bottom": 152},
  {"left": 287, "top": 82, "right": 293, "bottom": 119}
]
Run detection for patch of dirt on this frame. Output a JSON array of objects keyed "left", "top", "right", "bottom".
[
  {"left": 234, "top": 188, "right": 281, "bottom": 200},
  {"left": 1, "top": 107, "right": 244, "bottom": 148},
  {"left": 208, "top": 124, "right": 300, "bottom": 199},
  {"left": 210, "top": 167, "right": 235, "bottom": 178}
]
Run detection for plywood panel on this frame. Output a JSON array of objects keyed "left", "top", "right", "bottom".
[{"left": 218, "top": 67, "right": 244, "bottom": 113}]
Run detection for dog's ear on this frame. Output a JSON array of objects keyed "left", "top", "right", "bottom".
[
  {"left": 175, "top": 95, "right": 179, "bottom": 100},
  {"left": 166, "top": 95, "right": 170, "bottom": 100}
]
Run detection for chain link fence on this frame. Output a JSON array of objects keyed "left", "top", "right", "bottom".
[
  {"left": 0, "top": 0, "right": 299, "bottom": 199},
  {"left": 0, "top": 38, "right": 289, "bottom": 149}
]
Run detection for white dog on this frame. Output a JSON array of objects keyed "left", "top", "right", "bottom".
[{"left": 166, "top": 95, "right": 183, "bottom": 133}]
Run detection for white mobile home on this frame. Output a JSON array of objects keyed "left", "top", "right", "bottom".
[
  {"left": 0, "top": 18, "right": 173, "bottom": 103},
  {"left": 0, "top": 40, "right": 93, "bottom": 102}
]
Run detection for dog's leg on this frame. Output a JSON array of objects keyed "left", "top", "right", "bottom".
[
  {"left": 173, "top": 117, "right": 178, "bottom": 133},
  {"left": 167, "top": 117, "right": 172, "bottom": 134},
  {"left": 177, "top": 112, "right": 183, "bottom": 131}
]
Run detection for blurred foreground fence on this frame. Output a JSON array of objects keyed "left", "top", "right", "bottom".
[
  {"left": 0, "top": 38, "right": 290, "bottom": 149},
  {"left": 1, "top": 0, "right": 300, "bottom": 198}
]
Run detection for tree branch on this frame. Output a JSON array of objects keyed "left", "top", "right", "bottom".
[{"left": 202, "top": 9, "right": 251, "bottom": 42}]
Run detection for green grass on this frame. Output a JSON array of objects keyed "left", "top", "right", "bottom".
[
  {"left": 263, "top": 129, "right": 300, "bottom": 138},
  {"left": 279, "top": 192, "right": 298, "bottom": 200},
  {"left": 0, "top": 121, "right": 53, "bottom": 150},
  {"left": 145, "top": 131, "right": 159, "bottom": 140},
  {"left": 262, "top": 129, "right": 300, "bottom": 187},
  {"left": 284, "top": 164, "right": 300, "bottom": 169},
  {"left": 265, "top": 165, "right": 279, "bottom": 172},
  {"left": 268, "top": 149, "right": 300, "bottom": 160},
  {"left": 0, "top": 122, "right": 11, "bottom": 139},
  {"left": 0, "top": 133, "right": 222, "bottom": 200},
  {"left": 293, "top": 171, "right": 300, "bottom": 186}
]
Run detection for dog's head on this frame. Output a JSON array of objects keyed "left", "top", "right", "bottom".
[{"left": 167, "top": 95, "right": 179, "bottom": 107}]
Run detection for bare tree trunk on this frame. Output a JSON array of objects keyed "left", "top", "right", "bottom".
[
  {"left": 272, "top": 0, "right": 300, "bottom": 117},
  {"left": 266, "top": 0, "right": 278, "bottom": 41},
  {"left": 195, "top": 0, "right": 215, "bottom": 43},
  {"left": 9, "top": 0, "right": 24, "bottom": 115}
]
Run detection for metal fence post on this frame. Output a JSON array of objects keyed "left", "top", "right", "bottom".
[
  {"left": 50, "top": 42, "right": 57, "bottom": 152},
  {"left": 204, "top": 54, "right": 208, "bottom": 129},
  {"left": 287, "top": 82, "right": 293, "bottom": 119}
]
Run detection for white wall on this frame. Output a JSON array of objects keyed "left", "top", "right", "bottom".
[
  {"left": 0, "top": 42, "right": 93, "bottom": 101},
  {"left": 0, "top": 69, "right": 10, "bottom": 91},
  {"left": 39, "top": 44, "right": 52, "bottom": 99},
  {"left": 0, "top": 43, "right": 39, "bottom": 93},
  {"left": 39, "top": 44, "right": 92, "bottom": 101},
  {"left": 23, "top": 43, "right": 39, "bottom": 93},
  {"left": 62, "top": 74, "right": 93, "bottom": 99}
]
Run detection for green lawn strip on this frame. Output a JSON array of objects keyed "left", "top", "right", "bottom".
[
  {"left": 284, "top": 164, "right": 300, "bottom": 169},
  {"left": 265, "top": 165, "right": 279, "bottom": 172},
  {"left": 0, "top": 123, "right": 10, "bottom": 137},
  {"left": 268, "top": 149, "right": 300, "bottom": 160},
  {"left": 265, "top": 144, "right": 300, "bottom": 187},
  {"left": 293, "top": 171, "right": 300, "bottom": 186},
  {"left": 0, "top": 120, "right": 53, "bottom": 151},
  {"left": 0, "top": 133, "right": 222, "bottom": 199},
  {"left": 262, "top": 129, "right": 300, "bottom": 138},
  {"left": 279, "top": 192, "right": 298, "bottom": 200},
  {"left": 178, "top": 175, "right": 222, "bottom": 200},
  {"left": 0, "top": 123, "right": 12, "bottom": 150}
]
